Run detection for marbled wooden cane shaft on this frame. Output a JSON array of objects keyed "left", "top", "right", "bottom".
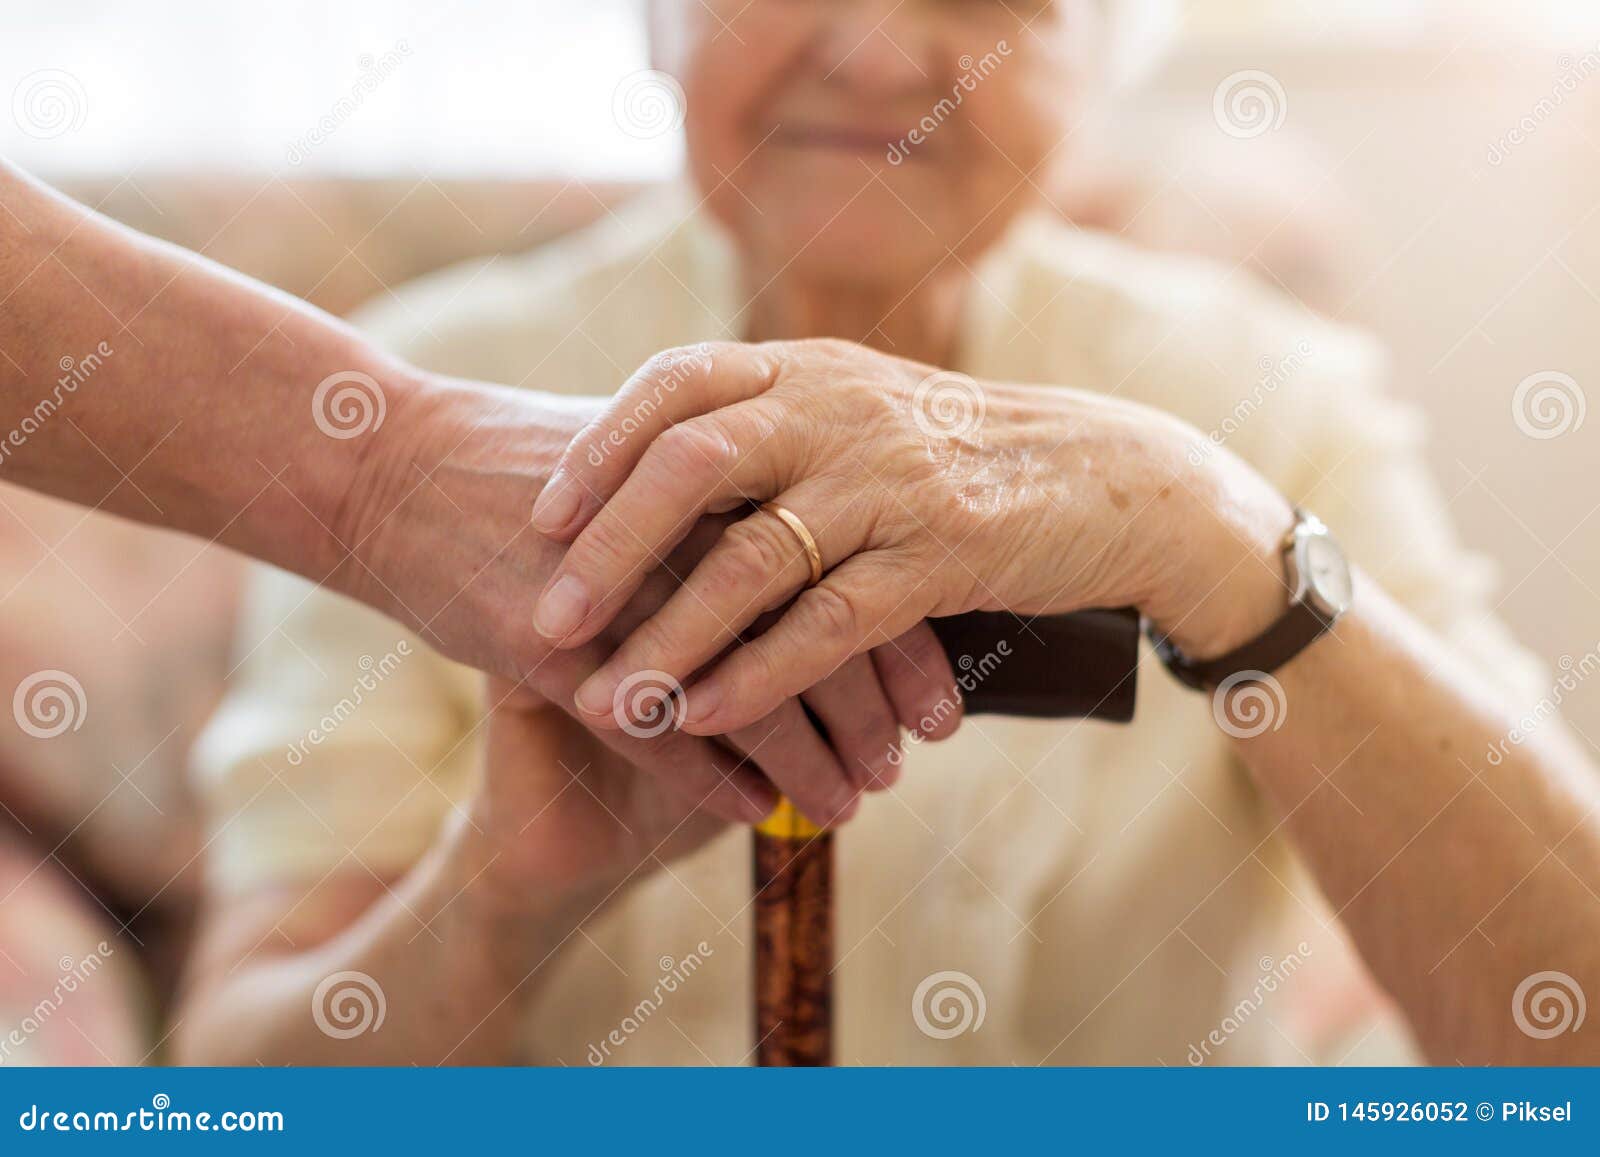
[{"left": 753, "top": 809, "right": 833, "bottom": 1067}]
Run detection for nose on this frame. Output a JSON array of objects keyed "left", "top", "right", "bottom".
[{"left": 812, "top": 4, "right": 936, "bottom": 96}]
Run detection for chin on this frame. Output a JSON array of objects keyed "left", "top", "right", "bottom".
[{"left": 745, "top": 183, "right": 949, "bottom": 285}]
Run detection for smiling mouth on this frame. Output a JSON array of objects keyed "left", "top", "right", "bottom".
[{"left": 776, "top": 124, "right": 912, "bottom": 155}]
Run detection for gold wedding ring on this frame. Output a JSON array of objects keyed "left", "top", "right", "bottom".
[{"left": 761, "top": 501, "right": 824, "bottom": 588}]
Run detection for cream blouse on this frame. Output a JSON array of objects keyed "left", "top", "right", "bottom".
[{"left": 193, "top": 188, "right": 1546, "bottom": 1066}]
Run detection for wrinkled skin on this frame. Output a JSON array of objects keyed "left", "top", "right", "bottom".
[{"left": 531, "top": 339, "right": 1289, "bottom": 735}]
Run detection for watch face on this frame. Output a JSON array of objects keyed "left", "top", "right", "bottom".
[{"left": 1302, "top": 531, "right": 1353, "bottom": 615}]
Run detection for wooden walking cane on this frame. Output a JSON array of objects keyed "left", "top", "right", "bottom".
[
  {"left": 753, "top": 797, "right": 832, "bottom": 1066},
  {"left": 751, "top": 607, "right": 1142, "bottom": 1066}
]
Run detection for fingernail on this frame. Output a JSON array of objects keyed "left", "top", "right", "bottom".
[
  {"left": 574, "top": 671, "right": 616, "bottom": 717},
  {"left": 533, "top": 575, "right": 589, "bottom": 639},
  {"left": 744, "top": 791, "right": 778, "bottom": 824},
  {"left": 828, "top": 791, "right": 861, "bottom": 826},
  {"left": 531, "top": 473, "right": 579, "bottom": 534},
  {"left": 915, "top": 690, "right": 954, "bottom": 737},
  {"left": 866, "top": 744, "right": 900, "bottom": 790},
  {"left": 682, "top": 680, "right": 725, "bottom": 729}
]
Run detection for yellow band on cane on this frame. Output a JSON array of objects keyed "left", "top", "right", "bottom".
[{"left": 756, "top": 796, "right": 822, "bottom": 839}]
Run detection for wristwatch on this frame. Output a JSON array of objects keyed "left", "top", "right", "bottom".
[{"left": 1148, "top": 508, "right": 1352, "bottom": 691}]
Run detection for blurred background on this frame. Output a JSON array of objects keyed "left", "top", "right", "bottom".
[{"left": 2, "top": 0, "right": 1599, "bottom": 1062}]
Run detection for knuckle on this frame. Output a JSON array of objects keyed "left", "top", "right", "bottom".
[
  {"left": 633, "top": 609, "right": 713, "bottom": 669},
  {"left": 731, "top": 399, "right": 784, "bottom": 448},
  {"left": 572, "top": 517, "right": 640, "bottom": 578},
  {"left": 801, "top": 583, "right": 865, "bottom": 641},
  {"left": 720, "top": 518, "right": 795, "bottom": 590},
  {"left": 742, "top": 642, "right": 791, "bottom": 698},
  {"left": 896, "top": 624, "right": 950, "bottom": 682},
  {"left": 634, "top": 343, "right": 709, "bottom": 390},
  {"left": 652, "top": 418, "right": 735, "bottom": 476},
  {"left": 836, "top": 714, "right": 896, "bottom": 766},
  {"left": 750, "top": 704, "right": 795, "bottom": 744}
]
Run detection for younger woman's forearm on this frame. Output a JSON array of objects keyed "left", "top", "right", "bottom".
[
  {"left": 174, "top": 816, "right": 592, "bottom": 1065},
  {"left": 0, "top": 159, "right": 423, "bottom": 585}
]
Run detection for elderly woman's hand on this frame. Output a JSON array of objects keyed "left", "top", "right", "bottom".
[{"left": 530, "top": 340, "right": 1293, "bottom": 735}]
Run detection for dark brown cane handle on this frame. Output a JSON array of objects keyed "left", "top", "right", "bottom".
[{"left": 930, "top": 608, "right": 1140, "bottom": 722}]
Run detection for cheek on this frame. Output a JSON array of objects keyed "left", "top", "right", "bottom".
[
  {"left": 680, "top": 11, "right": 806, "bottom": 196},
  {"left": 964, "top": 61, "right": 1078, "bottom": 180}
]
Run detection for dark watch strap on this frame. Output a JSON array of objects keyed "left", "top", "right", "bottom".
[{"left": 1149, "top": 600, "right": 1336, "bottom": 692}]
